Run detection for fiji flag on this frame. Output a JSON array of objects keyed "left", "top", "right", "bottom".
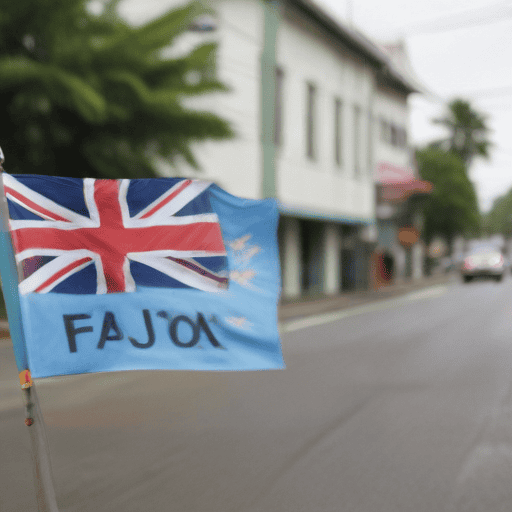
[{"left": 1, "top": 174, "right": 284, "bottom": 378}]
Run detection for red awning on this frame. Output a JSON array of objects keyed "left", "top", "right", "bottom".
[
  {"left": 376, "top": 162, "right": 416, "bottom": 184},
  {"left": 380, "top": 180, "right": 433, "bottom": 201},
  {"left": 376, "top": 162, "right": 432, "bottom": 202}
]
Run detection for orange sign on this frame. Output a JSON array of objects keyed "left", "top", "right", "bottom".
[{"left": 398, "top": 227, "right": 419, "bottom": 247}]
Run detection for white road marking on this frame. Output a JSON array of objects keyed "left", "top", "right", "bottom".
[
  {"left": 280, "top": 284, "right": 449, "bottom": 333},
  {"left": 405, "top": 285, "right": 448, "bottom": 302}
]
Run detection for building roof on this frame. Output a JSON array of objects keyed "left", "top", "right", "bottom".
[
  {"left": 379, "top": 41, "right": 434, "bottom": 96},
  {"left": 288, "top": 0, "right": 421, "bottom": 94}
]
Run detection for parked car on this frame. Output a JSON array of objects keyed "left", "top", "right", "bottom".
[{"left": 461, "top": 246, "right": 505, "bottom": 283}]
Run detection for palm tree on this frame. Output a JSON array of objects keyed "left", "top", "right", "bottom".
[
  {"left": 0, "top": 0, "right": 233, "bottom": 179},
  {"left": 432, "top": 99, "right": 491, "bottom": 167}
]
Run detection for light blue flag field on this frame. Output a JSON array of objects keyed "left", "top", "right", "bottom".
[{"left": 0, "top": 173, "right": 284, "bottom": 378}]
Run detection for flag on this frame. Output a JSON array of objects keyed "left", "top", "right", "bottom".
[{"left": 1, "top": 174, "right": 284, "bottom": 378}]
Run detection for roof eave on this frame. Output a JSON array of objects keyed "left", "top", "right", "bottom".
[
  {"left": 288, "top": 0, "right": 386, "bottom": 67},
  {"left": 287, "top": 0, "right": 419, "bottom": 94}
]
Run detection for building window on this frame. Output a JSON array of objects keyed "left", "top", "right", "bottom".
[
  {"left": 380, "top": 118, "right": 408, "bottom": 149},
  {"left": 390, "top": 124, "right": 398, "bottom": 146},
  {"left": 353, "top": 104, "right": 361, "bottom": 176},
  {"left": 367, "top": 112, "right": 373, "bottom": 176},
  {"left": 306, "top": 83, "right": 316, "bottom": 160},
  {"left": 334, "top": 97, "right": 343, "bottom": 168},
  {"left": 274, "top": 67, "right": 284, "bottom": 146},
  {"left": 398, "top": 127, "right": 407, "bottom": 148},
  {"left": 380, "top": 118, "right": 389, "bottom": 143}
]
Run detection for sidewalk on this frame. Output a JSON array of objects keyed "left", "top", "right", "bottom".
[
  {"left": 0, "top": 320, "right": 9, "bottom": 338},
  {"left": 0, "top": 274, "right": 454, "bottom": 339},
  {"left": 279, "top": 274, "right": 454, "bottom": 322}
]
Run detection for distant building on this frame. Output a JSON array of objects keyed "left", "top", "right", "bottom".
[
  {"left": 127, "top": 0, "right": 428, "bottom": 297},
  {"left": 373, "top": 42, "right": 432, "bottom": 285}
]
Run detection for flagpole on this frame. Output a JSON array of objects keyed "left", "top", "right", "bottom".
[{"left": 0, "top": 149, "right": 60, "bottom": 512}]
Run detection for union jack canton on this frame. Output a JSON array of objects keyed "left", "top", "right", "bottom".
[{"left": 4, "top": 174, "right": 229, "bottom": 295}]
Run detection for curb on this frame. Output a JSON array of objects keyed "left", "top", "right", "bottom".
[{"left": 278, "top": 274, "right": 454, "bottom": 322}]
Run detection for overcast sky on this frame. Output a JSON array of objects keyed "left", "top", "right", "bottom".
[{"left": 314, "top": 0, "right": 512, "bottom": 212}]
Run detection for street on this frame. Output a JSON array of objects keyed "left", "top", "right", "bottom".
[{"left": 3, "top": 276, "right": 512, "bottom": 511}]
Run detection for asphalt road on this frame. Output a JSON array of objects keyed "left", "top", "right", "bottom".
[{"left": 3, "top": 276, "right": 512, "bottom": 511}]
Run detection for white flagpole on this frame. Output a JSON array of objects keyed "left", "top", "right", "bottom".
[
  {"left": 22, "top": 384, "right": 60, "bottom": 512},
  {"left": 0, "top": 150, "right": 60, "bottom": 512}
]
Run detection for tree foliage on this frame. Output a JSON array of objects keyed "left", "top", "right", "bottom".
[
  {"left": 416, "top": 147, "right": 480, "bottom": 244},
  {"left": 484, "top": 188, "right": 512, "bottom": 236},
  {"left": 431, "top": 98, "right": 491, "bottom": 167},
  {"left": 0, "top": 0, "right": 233, "bottom": 178}
]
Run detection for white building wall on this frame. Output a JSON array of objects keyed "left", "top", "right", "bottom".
[
  {"left": 182, "top": 0, "right": 263, "bottom": 199},
  {"left": 373, "top": 89, "right": 410, "bottom": 171},
  {"left": 275, "top": 9, "right": 375, "bottom": 222},
  {"left": 123, "top": 0, "right": 265, "bottom": 200}
]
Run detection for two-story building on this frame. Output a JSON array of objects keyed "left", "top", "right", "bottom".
[
  {"left": 124, "top": 0, "right": 424, "bottom": 298},
  {"left": 372, "top": 42, "right": 432, "bottom": 285}
]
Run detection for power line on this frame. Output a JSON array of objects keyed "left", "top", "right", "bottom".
[
  {"left": 460, "top": 85, "right": 512, "bottom": 99},
  {"left": 399, "top": 1, "right": 512, "bottom": 35},
  {"left": 404, "top": 12, "right": 512, "bottom": 36}
]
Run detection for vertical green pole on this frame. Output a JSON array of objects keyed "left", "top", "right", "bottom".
[{"left": 261, "top": 0, "right": 281, "bottom": 199}]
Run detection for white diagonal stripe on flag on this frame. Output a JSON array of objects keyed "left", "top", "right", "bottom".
[
  {"left": 128, "top": 249, "right": 227, "bottom": 259},
  {"left": 18, "top": 250, "right": 100, "bottom": 294},
  {"left": 125, "top": 213, "right": 220, "bottom": 228},
  {"left": 3, "top": 174, "right": 96, "bottom": 227},
  {"left": 134, "top": 180, "right": 212, "bottom": 220},
  {"left": 83, "top": 178, "right": 100, "bottom": 227},
  {"left": 129, "top": 179, "right": 189, "bottom": 221},
  {"left": 128, "top": 253, "right": 227, "bottom": 292}
]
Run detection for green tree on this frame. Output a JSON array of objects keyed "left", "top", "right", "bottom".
[
  {"left": 432, "top": 98, "right": 491, "bottom": 167},
  {"left": 484, "top": 188, "right": 512, "bottom": 236},
  {"left": 416, "top": 147, "right": 481, "bottom": 245},
  {"left": 0, "top": 0, "right": 233, "bottom": 179}
]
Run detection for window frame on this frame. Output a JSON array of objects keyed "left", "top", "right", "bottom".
[
  {"left": 306, "top": 82, "right": 317, "bottom": 160},
  {"left": 353, "top": 104, "right": 362, "bottom": 176},
  {"left": 334, "top": 97, "right": 343, "bottom": 168}
]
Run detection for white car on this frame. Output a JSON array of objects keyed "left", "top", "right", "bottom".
[{"left": 461, "top": 247, "right": 505, "bottom": 283}]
